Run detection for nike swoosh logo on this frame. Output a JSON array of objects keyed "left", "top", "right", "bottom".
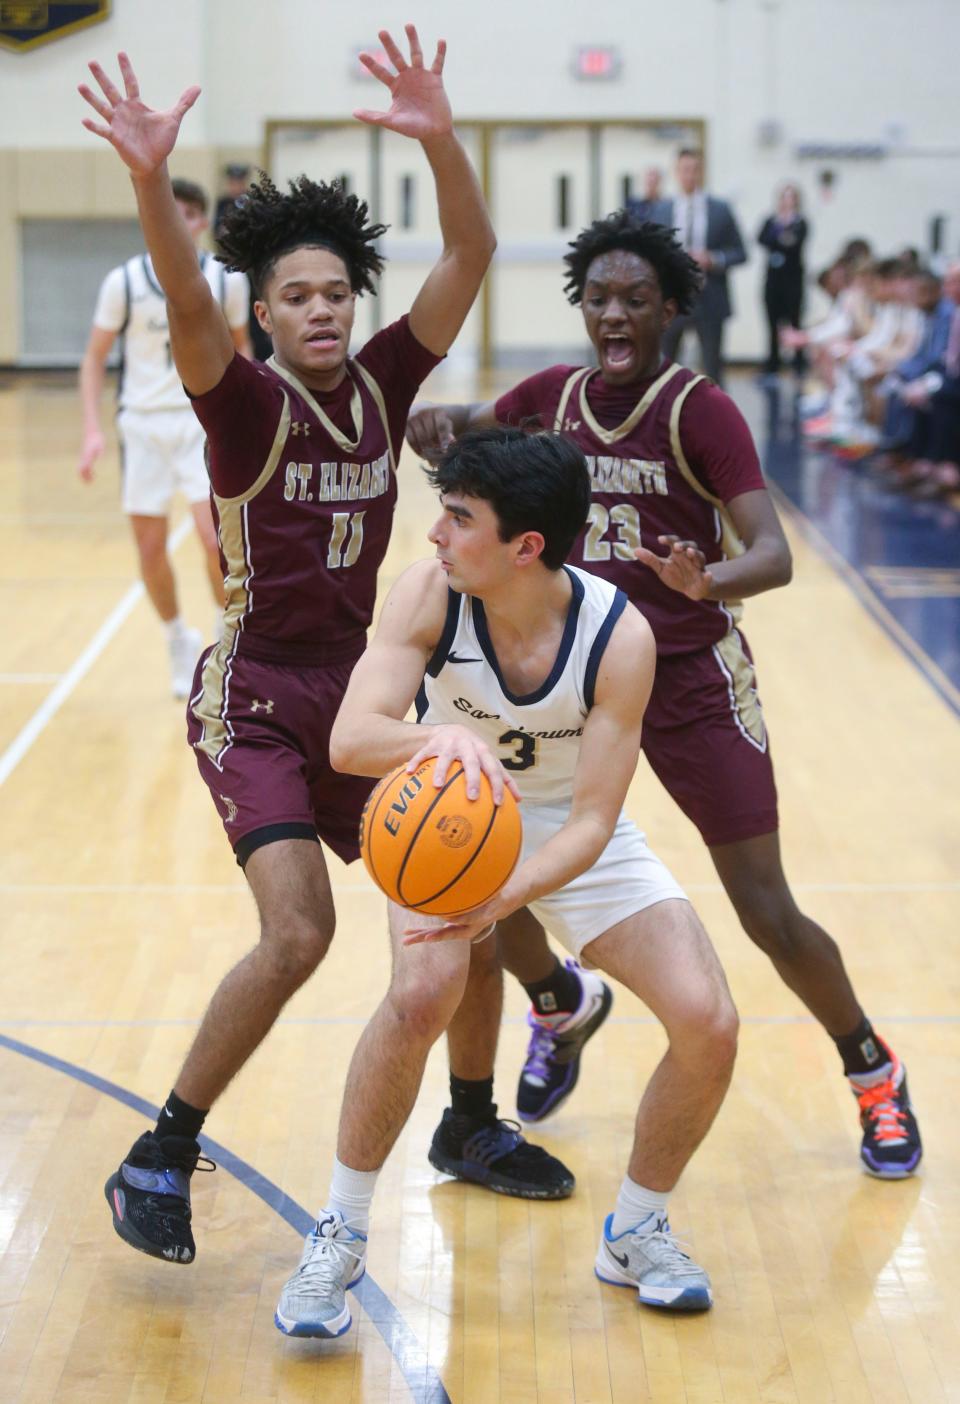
[
  {"left": 447, "top": 652, "right": 482, "bottom": 664},
  {"left": 610, "top": 1248, "right": 630, "bottom": 1269}
]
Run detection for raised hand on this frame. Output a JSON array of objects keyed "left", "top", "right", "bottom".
[
  {"left": 635, "top": 535, "right": 714, "bottom": 601},
  {"left": 79, "top": 52, "right": 200, "bottom": 176},
  {"left": 405, "top": 404, "right": 456, "bottom": 462},
  {"left": 354, "top": 24, "right": 452, "bottom": 141}
]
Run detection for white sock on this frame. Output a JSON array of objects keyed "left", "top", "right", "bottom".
[
  {"left": 164, "top": 615, "right": 187, "bottom": 640},
  {"left": 323, "top": 1157, "right": 379, "bottom": 1235},
  {"left": 610, "top": 1175, "right": 669, "bottom": 1236}
]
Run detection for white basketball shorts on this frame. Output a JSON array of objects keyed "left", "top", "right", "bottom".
[
  {"left": 521, "top": 803, "right": 688, "bottom": 960},
  {"left": 117, "top": 408, "right": 210, "bottom": 516}
]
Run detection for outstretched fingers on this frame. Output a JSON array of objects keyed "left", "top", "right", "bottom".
[
  {"left": 87, "top": 59, "right": 122, "bottom": 106},
  {"left": 174, "top": 85, "right": 202, "bottom": 119},
  {"left": 404, "top": 23, "right": 424, "bottom": 66},
  {"left": 378, "top": 27, "right": 408, "bottom": 72},
  {"left": 357, "top": 51, "right": 394, "bottom": 87},
  {"left": 116, "top": 51, "right": 140, "bottom": 99},
  {"left": 81, "top": 116, "right": 114, "bottom": 143},
  {"left": 78, "top": 82, "right": 113, "bottom": 123}
]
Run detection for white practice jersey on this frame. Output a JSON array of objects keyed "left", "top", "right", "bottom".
[
  {"left": 417, "top": 566, "right": 629, "bottom": 808},
  {"left": 92, "top": 253, "right": 250, "bottom": 413}
]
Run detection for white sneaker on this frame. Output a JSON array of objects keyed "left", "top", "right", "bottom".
[
  {"left": 595, "top": 1211, "right": 712, "bottom": 1310},
  {"left": 275, "top": 1212, "right": 367, "bottom": 1338},
  {"left": 168, "top": 626, "right": 203, "bottom": 699}
]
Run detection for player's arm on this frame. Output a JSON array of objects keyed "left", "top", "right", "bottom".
[
  {"left": 329, "top": 560, "right": 517, "bottom": 805},
  {"left": 77, "top": 325, "right": 117, "bottom": 481},
  {"left": 405, "top": 605, "right": 654, "bottom": 945},
  {"left": 79, "top": 53, "right": 235, "bottom": 396},
  {"left": 353, "top": 26, "right": 495, "bottom": 357},
  {"left": 405, "top": 400, "right": 497, "bottom": 461},
  {"left": 634, "top": 386, "right": 792, "bottom": 602}
]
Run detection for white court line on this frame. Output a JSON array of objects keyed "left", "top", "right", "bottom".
[
  {"left": 1, "top": 880, "right": 958, "bottom": 896},
  {"left": 0, "top": 515, "right": 194, "bottom": 788},
  {"left": 0, "top": 674, "right": 63, "bottom": 684}
]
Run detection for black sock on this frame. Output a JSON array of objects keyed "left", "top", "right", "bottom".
[
  {"left": 523, "top": 956, "right": 581, "bottom": 1017},
  {"left": 155, "top": 1089, "right": 208, "bottom": 1143},
  {"left": 449, "top": 1074, "right": 494, "bottom": 1120},
  {"left": 834, "top": 1016, "right": 888, "bottom": 1076}
]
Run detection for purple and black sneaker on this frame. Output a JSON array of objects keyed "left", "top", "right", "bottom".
[{"left": 517, "top": 961, "right": 613, "bottom": 1123}]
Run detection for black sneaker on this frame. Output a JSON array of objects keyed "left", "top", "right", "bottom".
[
  {"left": 104, "top": 1131, "right": 214, "bottom": 1263},
  {"left": 851, "top": 1044, "right": 923, "bottom": 1179},
  {"left": 428, "top": 1106, "right": 574, "bottom": 1199},
  {"left": 517, "top": 962, "right": 613, "bottom": 1123}
]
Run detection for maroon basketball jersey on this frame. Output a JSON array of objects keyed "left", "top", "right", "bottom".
[
  {"left": 496, "top": 363, "right": 765, "bottom": 656},
  {"left": 192, "top": 317, "right": 440, "bottom": 662}
]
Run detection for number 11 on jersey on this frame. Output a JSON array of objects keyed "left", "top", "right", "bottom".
[{"left": 327, "top": 511, "right": 366, "bottom": 569}]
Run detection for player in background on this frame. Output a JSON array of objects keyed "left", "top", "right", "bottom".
[
  {"left": 273, "top": 427, "right": 737, "bottom": 1338},
  {"left": 406, "top": 214, "right": 922, "bottom": 1181},
  {"left": 78, "top": 33, "right": 561, "bottom": 1272},
  {"left": 78, "top": 178, "right": 251, "bottom": 695}
]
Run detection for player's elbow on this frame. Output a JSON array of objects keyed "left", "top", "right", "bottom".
[
  {"left": 328, "top": 722, "right": 357, "bottom": 775},
  {"left": 773, "top": 540, "right": 794, "bottom": 587}
]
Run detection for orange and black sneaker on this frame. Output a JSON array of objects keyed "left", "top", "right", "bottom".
[{"left": 850, "top": 1046, "right": 922, "bottom": 1179}]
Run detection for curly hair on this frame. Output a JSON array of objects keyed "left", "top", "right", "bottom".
[
  {"left": 217, "top": 172, "right": 388, "bottom": 297},
  {"left": 563, "top": 212, "right": 703, "bottom": 314}
]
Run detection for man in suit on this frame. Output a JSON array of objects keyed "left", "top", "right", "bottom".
[
  {"left": 651, "top": 148, "right": 746, "bottom": 385},
  {"left": 626, "top": 166, "right": 663, "bottom": 222}
]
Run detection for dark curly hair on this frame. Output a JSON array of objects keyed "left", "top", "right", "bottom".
[
  {"left": 563, "top": 212, "right": 703, "bottom": 314},
  {"left": 217, "top": 172, "right": 388, "bottom": 297}
]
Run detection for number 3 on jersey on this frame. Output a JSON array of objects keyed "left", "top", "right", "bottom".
[
  {"left": 499, "top": 728, "right": 537, "bottom": 771},
  {"left": 327, "top": 511, "right": 366, "bottom": 569}
]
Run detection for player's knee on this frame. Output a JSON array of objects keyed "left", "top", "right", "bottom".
[
  {"left": 669, "top": 989, "right": 739, "bottom": 1072},
  {"left": 261, "top": 913, "right": 334, "bottom": 989},
  {"left": 388, "top": 968, "right": 465, "bottom": 1045},
  {"left": 737, "top": 891, "right": 803, "bottom": 960}
]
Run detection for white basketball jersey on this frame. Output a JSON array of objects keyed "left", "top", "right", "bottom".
[
  {"left": 93, "top": 254, "right": 248, "bottom": 413},
  {"left": 417, "top": 566, "right": 629, "bottom": 807}
]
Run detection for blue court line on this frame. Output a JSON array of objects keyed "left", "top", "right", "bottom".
[{"left": 0, "top": 1032, "right": 452, "bottom": 1404}]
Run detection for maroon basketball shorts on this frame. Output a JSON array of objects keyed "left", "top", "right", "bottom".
[
  {"left": 186, "top": 643, "right": 376, "bottom": 866},
  {"left": 642, "top": 629, "right": 779, "bottom": 848}
]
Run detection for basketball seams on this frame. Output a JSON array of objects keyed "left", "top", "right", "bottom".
[
  {"left": 395, "top": 763, "right": 467, "bottom": 906},
  {"left": 408, "top": 799, "right": 508, "bottom": 913}
]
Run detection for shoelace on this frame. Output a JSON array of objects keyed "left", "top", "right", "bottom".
[
  {"left": 523, "top": 1020, "right": 558, "bottom": 1082},
  {"left": 626, "top": 1218, "right": 704, "bottom": 1279},
  {"left": 295, "top": 1227, "right": 365, "bottom": 1292},
  {"left": 857, "top": 1080, "right": 907, "bottom": 1144}
]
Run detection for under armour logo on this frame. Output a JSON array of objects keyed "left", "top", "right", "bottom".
[
  {"left": 219, "top": 794, "right": 238, "bottom": 823},
  {"left": 250, "top": 698, "right": 275, "bottom": 714},
  {"left": 291, "top": 421, "right": 311, "bottom": 437},
  {"left": 563, "top": 418, "right": 581, "bottom": 432}
]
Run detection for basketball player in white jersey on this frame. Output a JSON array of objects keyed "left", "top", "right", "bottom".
[
  {"left": 274, "top": 427, "right": 738, "bottom": 1337},
  {"left": 78, "top": 178, "right": 251, "bottom": 695}
]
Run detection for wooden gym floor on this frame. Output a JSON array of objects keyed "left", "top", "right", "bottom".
[{"left": 0, "top": 367, "right": 958, "bottom": 1404}]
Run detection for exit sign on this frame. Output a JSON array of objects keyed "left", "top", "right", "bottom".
[{"left": 573, "top": 46, "right": 621, "bottom": 80}]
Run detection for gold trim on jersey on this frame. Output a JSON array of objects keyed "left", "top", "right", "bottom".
[
  {"left": 191, "top": 638, "right": 235, "bottom": 768},
  {"left": 668, "top": 375, "right": 745, "bottom": 570},
  {"left": 712, "top": 630, "right": 767, "bottom": 752},
  {"left": 267, "top": 356, "right": 364, "bottom": 453},
  {"left": 553, "top": 363, "right": 683, "bottom": 446},
  {"left": 351, "top": 361, "right": 396, "bottom": 472},
  {"left": 214, "top": 388, "right": 291, "bottom": 645}
]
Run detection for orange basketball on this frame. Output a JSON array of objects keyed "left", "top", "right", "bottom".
[{"left": 359, "top": 756, "right": 522, "bottom": 916}]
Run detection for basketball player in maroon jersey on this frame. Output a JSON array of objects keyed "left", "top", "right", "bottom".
[
  {"left": 407, "top": 213, "right": 922, "bottom": 1180},
  {"left": 81, "top": 34, "right": 568, "bottom": 1269}
]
